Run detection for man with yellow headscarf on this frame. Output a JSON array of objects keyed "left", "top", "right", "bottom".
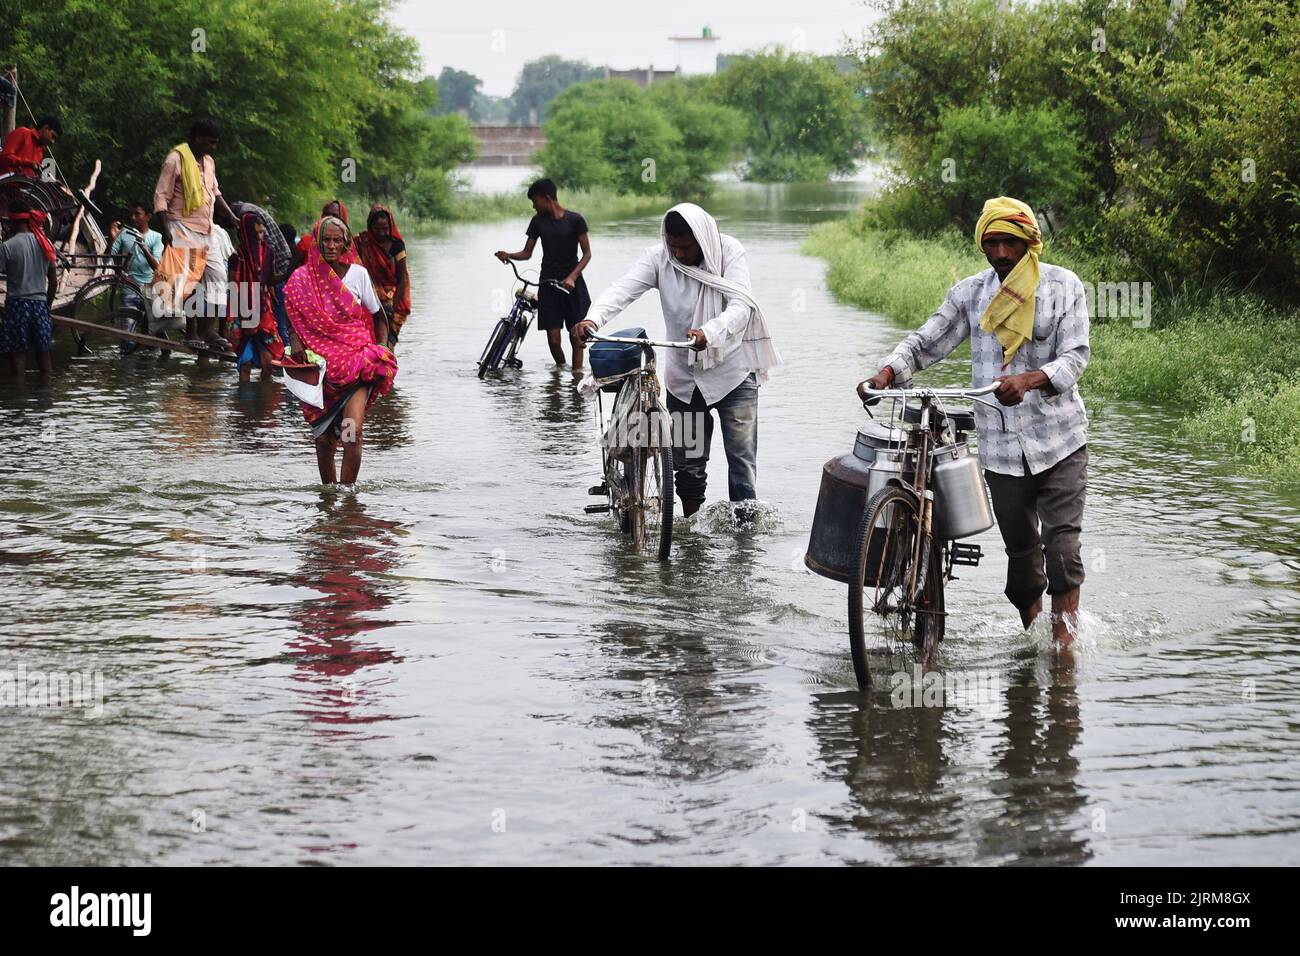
[
  {"left": 860, "top": 197, "right": 1091, "bottom": 646},
  {"left": 152, "top": 118, "right": 241, "bottom": 353}
]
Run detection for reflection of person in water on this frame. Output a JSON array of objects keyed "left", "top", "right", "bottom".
[
  {"left": 227, "top": 377, "right": 285, "bottom": 451},
  {"left": 287, "top": 494, "right": 404, "bottom": 727},
  {"left": 809, "top": 655, "right": 1087, "bottom": 864},
  {"left": 810, "top": 689, "right": 952, "bottom": 863},
  {"left": 982, "top": 654, "right": 1089, "bottom": 864}
]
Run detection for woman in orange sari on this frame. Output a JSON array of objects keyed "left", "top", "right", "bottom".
[{"left": 354, "top": 204, "right": 410, "bottom": 347}]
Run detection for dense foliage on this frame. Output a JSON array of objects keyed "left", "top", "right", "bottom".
[
  {"left": 0, "top": 0, "right": 475, "bottom": 222},
  {"left": 536, "top": 79, "right": 744, "bottom": 199},
  {"left": 711, "top": 49, "right": 867, "bottom": 182},
  {"left": 853, "top": 0, "right": 1300, "bottom": 289}
]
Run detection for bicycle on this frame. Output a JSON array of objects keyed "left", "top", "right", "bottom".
[
  {"left": 583, "top": 332, "right": 695, "bottom": 560},
  {"left": 66, "top": 239, "right": 185, "bottom": 356},
  {"left": 845, "top": 381, "right": 1004, "bottom": 688},
  {"left": 477, "top": 258, "right": 568, "bottom": 378}
]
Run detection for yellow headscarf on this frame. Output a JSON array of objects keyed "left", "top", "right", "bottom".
[
  {"left": 173, "top": 143, "right": 208, "bottom": 217},
  {"left": 975, "top": 196, "right": 1042, "bottom": 366}
]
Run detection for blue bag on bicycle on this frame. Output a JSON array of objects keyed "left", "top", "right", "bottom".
[{"left": 589, "top": 327, "right": 647, "bottom": 380}]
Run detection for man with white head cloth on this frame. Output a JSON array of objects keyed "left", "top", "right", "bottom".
[{"left": 575, "top": 203, "right": 781, "bottom": 517}]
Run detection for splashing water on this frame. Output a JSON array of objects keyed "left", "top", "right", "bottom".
[{"left": 688, "top": 499, "right": 784, "bottom": 535}]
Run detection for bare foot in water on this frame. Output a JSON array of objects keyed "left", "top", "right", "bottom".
[
  {"left": 1020, "top": 597, "right": 1042, "bottom": 630},
  {"left": 1051, "top": 588, "right": 1081, "bottom": 648}
]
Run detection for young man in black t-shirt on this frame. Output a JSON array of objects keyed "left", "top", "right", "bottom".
[{"left": 495, "top": 178, "right": 593, "bottom": 370}]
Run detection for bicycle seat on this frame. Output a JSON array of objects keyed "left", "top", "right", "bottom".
[{"left": 902, "top": 402, "right": 976, "bottom": 433}]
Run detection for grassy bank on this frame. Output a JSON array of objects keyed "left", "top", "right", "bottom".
[
  {"left": 804, "top": 220, "right": 1300, "bottom": 477},
  {"left": 391, "top": 186, "right": 673, "bottom": 232}
]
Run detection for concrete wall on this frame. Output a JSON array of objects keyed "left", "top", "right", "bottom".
[{"left": 470, "top": 126, "right": 545, "bottom": 166}]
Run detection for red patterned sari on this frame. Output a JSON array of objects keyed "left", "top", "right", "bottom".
[{"left": 283, "top": 220, "right": 397, "bottom": 436}]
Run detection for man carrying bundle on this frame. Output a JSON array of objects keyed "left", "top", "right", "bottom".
[{"left": 860, "top": 196, "right": 1090, "bottom": 645}]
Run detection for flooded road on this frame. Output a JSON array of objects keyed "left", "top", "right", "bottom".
[{"left": 2, "top": 180, "right": 1298, "bottom": 865}]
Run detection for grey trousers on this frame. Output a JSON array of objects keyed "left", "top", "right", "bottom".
[{"left": 983, "top": 445, "right": 1088, "bottom": 612}]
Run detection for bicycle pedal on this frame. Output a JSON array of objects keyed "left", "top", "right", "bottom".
[
  {"left": 587, "top": 484, "right": 608, "bottom": 497},
  {"left": 584, "top": 504, "right": 611, "bottom": 514},
  {"left": 950, "top": 542, "right": 982, "bottom": 567}
]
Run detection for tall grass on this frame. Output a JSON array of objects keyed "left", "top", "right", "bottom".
[
  {"left": 803, "top": 220, "right": 1300, "bottom": 478},
  {"left": 443, "top": 186, "right": 670, "bottom": 226}
]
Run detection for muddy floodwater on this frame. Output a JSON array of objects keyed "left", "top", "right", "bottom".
[{"left": 2, "top": 178, "right": 1298, "bottom": 865}]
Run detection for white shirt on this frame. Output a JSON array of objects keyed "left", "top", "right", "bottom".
[
  {"left": 341, "top": 263, "right": 382, "bottom": 315},
  {"left": 881, "top": 263, "right": 1090, "bottom": 476},
  {"left": 587, "top": 236, "right": 755, "bottom": 405}
]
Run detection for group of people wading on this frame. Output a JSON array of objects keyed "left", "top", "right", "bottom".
[
  {"left": 0, "top": 117, "right": 408, "bottom": 487},
  {"left": 496, "top": 181, "right": 1090, "bottom": 645},
  {"left": 0, "top": 112, "right": 1091, "bottom": 644}
]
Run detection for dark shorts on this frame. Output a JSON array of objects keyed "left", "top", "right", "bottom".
[
  {"left": 536, "top": 274, "right": 591, "bottom": 332},
  {"left": 0, "top": 297, "right": 53, "bottom": 353},
  {"left": 984, "top": 445, "right": 1088, "bottom": 611}
]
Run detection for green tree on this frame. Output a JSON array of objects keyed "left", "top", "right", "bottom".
[
  {"left": 0, "top": 0, "right": 464, "bottom": 221},
  {"left": 711, "top": 48, "right": 866, "bottom": 181},
  {"left": 644, "top": 79, "right": 746, "bottom": 196},
  {"left": 926, "top": 103, "right": 1088, "bottom": 229},
  {"left": 509, "top": 55, "right": 603, "bottom": 125},
  {"left": 354, "top": 76, "right": 476, "bottom": 206},
  {"left": 852, "top": 0, "right": 1300, "bottom": 287},
  {"left": 536, "top": 80, "right": 683, "bottom": 196},
  {"left": 537, "top": 79, "right": 742, "bottom": 199},
  {"left": 434, "top": 67, "right": 481, "bottom": 116}
]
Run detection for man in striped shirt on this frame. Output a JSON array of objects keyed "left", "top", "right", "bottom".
[{"left": 860, "top": 197, "right": 1090, "bottom": 645}]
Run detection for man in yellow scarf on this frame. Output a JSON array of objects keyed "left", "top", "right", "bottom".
[
  {"left": 152, "top": 118, "right": 240, "bottom": 353},
  {"left": 861, "top": 195, "right": 1092, "bottom": 646},
  {"left": 975, "top": 196, "right": 1042, "bottom": 367}
]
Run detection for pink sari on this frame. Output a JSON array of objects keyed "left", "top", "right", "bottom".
[{"left": 283, "top": 220, "right": 397, "bottom": 430}]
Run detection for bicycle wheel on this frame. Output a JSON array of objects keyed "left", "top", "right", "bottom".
[
  {"left": 639, "top": 444, "right": 674, "bottom": 560},
  {"left": 847, "top": 485, "right": 945, "bottom": 688},
  {"left": 70, "top": 276, "right": 146, "bottom": 353},
  {"left": 478, "top": 320, "right": 510, "bottom": 378}
]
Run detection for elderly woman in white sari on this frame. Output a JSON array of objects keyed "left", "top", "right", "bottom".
[{"left": 575, "top": 203, "right": 781, "bottom": 517}]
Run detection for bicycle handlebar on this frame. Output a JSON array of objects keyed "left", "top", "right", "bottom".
[
  {"left": 858, "top": 382, "right": 999, "bottom": 400},
  {"left": 588, "top": 334, "right": 697, "bottom": 349},
  {"left": 501, "top": 257, "right": 569, "bottom": 293}
]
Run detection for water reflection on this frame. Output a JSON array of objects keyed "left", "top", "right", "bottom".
[
  {"left": 983, "top": 653, "right": 1090, "bottom": 864},
  {"left": 286, "top": 493, "right": 404, "bottom": 729},
  {"left": 811, "top": 650, "right": 1089, "bottom": 865},
  {"left": 228, "top": 379, "right": 285, "bottom": 447},
  {"left": 811, "top": 689, "right": 952, "bottom": 863}
]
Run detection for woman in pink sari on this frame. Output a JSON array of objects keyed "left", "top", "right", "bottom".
[{"left": 284, "top": 216, "right": 397, "bottom": 484}]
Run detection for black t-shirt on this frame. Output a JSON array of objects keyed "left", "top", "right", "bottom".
[{"left": 526, "top": 209, "right": 588, "bottom": 279}]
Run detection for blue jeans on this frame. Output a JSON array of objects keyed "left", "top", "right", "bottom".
[{"left": 666, "top": 373, "right": 759, "bottom": 504}]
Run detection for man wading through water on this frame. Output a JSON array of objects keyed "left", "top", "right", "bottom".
[
  {"left": 575, "top": 203, "right": 782, "bottom": 520},
  {"left": 860, "top": 197, "right": 1090, "bottom": 645},
  {"left": 495, "top": 178, "right": 592, "bottom": 370}
]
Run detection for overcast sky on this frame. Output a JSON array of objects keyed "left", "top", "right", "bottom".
[{"left": 394, "top": 0, "right": 879, "bottom": 97}]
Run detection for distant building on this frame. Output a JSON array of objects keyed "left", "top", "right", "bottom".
[
  {"left": 602, "top": 25, "right": 722, "bottom": 87},
  {"left": 603, "top": 66, "right": 678, "bottom": 88},
  {"left": 670, "top": 26, "right": 721, "bottom": 76}
]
